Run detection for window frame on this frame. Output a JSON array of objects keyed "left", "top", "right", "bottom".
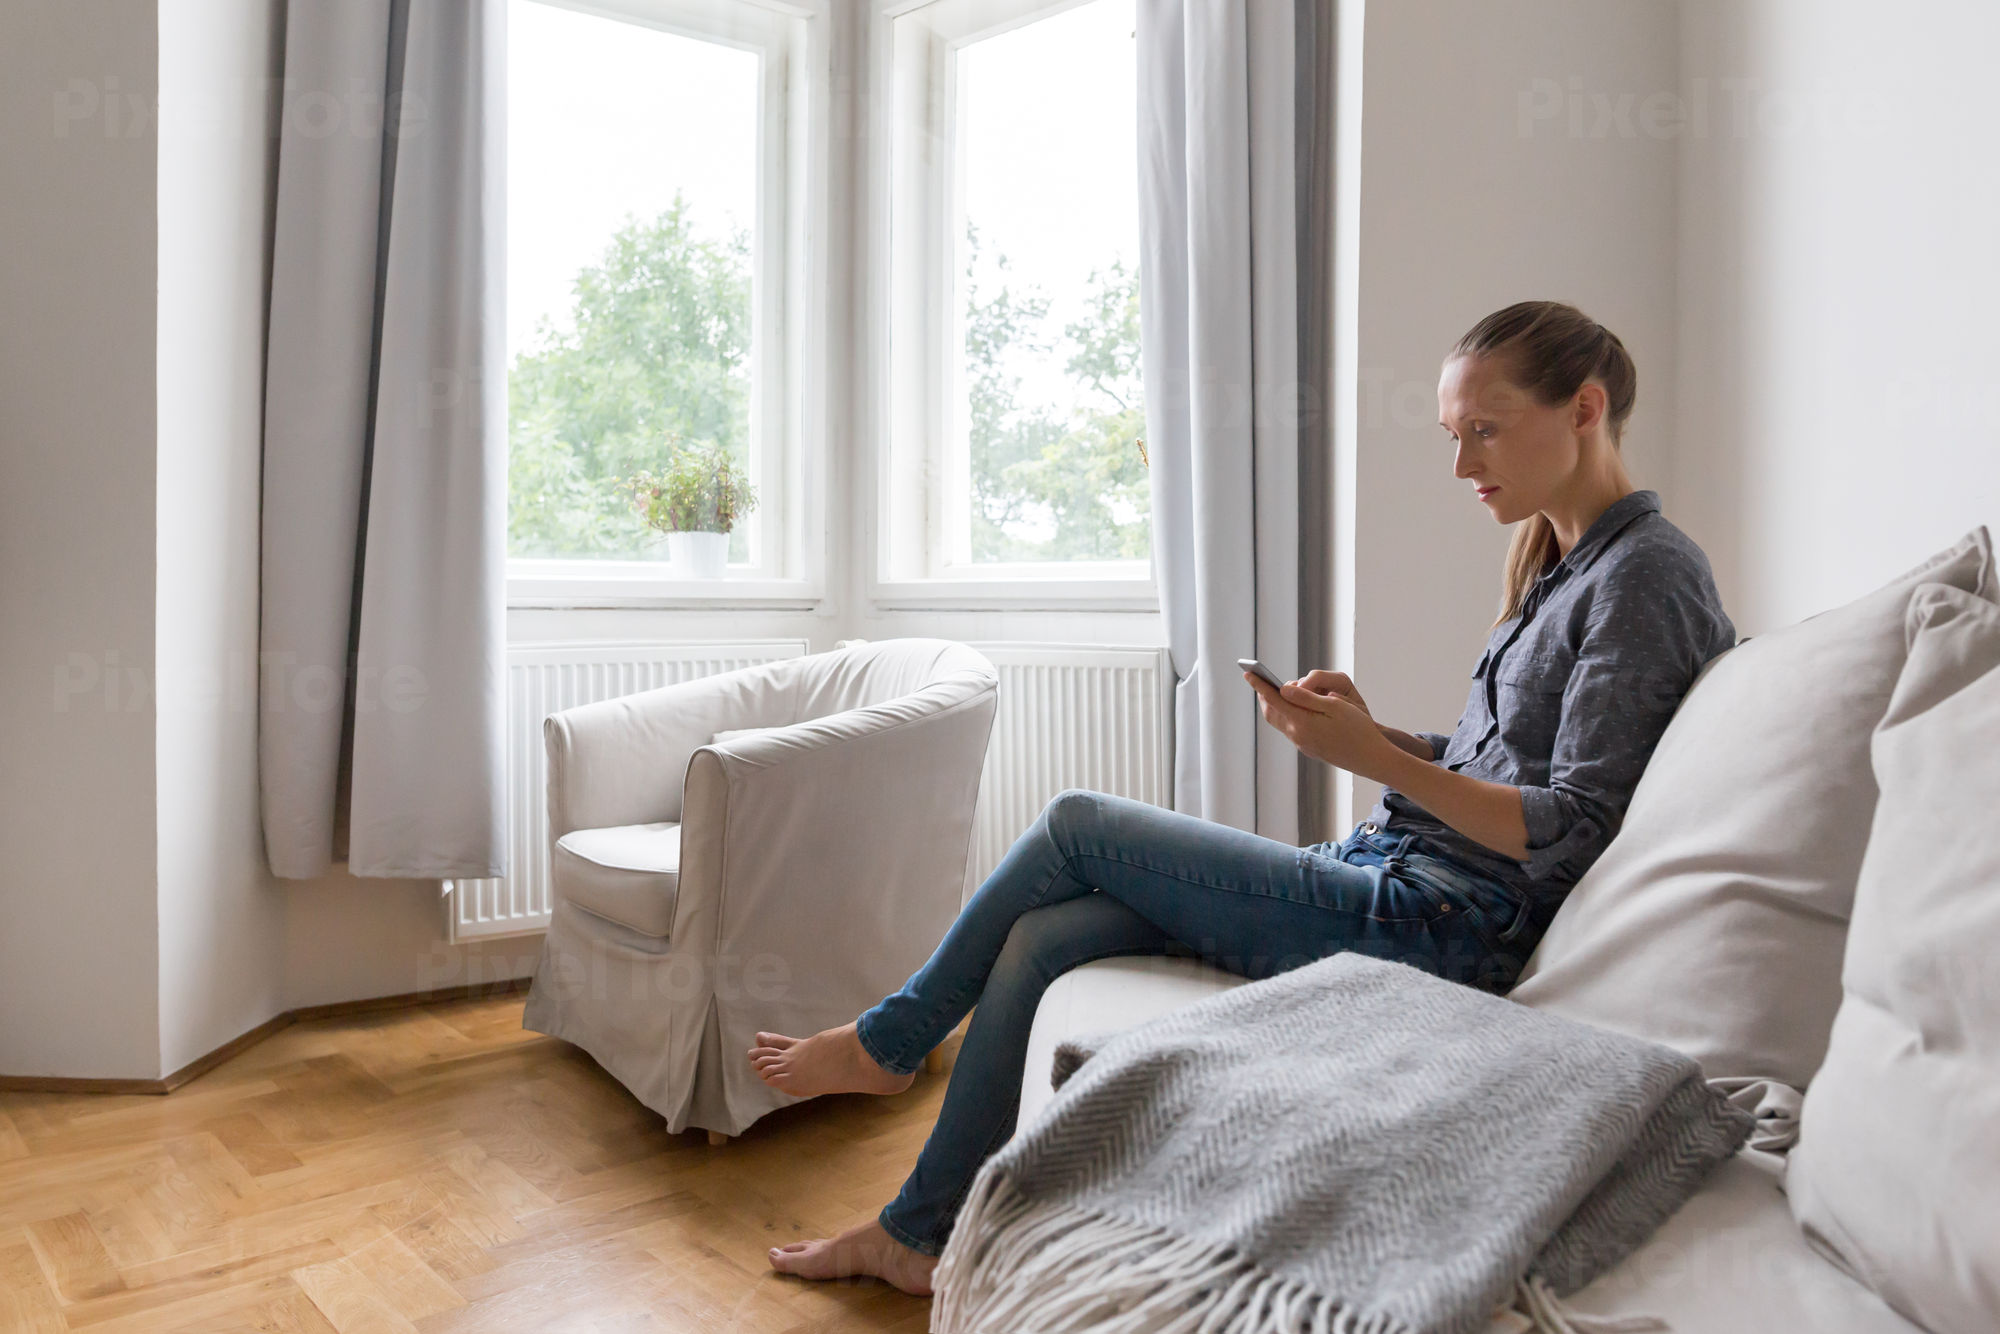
[
  {"left": 865, "top": 0, "right": 1159, "bottom": 611},
  {"left": 504, "top": 0, "right": 829, "bottom": 610}
]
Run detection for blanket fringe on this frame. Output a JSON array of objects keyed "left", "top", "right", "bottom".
[
  {"left": 1512, "top": 1276, "right": 1667, "bottom": 1334},
  {"left": 932, "top": 1169, "right": 1415, "bottom": 1334}
]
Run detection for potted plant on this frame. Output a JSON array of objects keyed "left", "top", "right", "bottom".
[{"left": 620, "top": 438, "right": 758, "bottom": 579}]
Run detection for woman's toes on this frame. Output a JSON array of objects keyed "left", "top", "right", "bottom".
[
  {"left": 769, "top": 1236, "right": 843, "bottom": 1278},
  {"left": 752, "top": 1053, "right": 801, "bottom": 1092},
  {"left": 764, "top": 1219, "right": 936, "bottom": 1293}
]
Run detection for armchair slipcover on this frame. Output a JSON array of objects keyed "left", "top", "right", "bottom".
[{"left": 522, "top": 639, "right": 999, "bottom": 1137}]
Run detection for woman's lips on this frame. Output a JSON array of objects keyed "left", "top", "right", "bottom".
[{"left": 1476, "top": 485, "right": 1500, "bottom": 499}]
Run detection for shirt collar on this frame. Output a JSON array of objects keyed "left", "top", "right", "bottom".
[{"left": 1549, "top": 489, "right": 1661, "bottom": 579}]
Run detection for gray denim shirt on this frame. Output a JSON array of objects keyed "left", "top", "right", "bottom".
[{"left": 1368, "top": 489, "right": 1735, "bottom": 896}]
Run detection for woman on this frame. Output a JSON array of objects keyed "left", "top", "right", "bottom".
[{"left": 748, "top": 301, "right": 1735, "bottom": 1295}]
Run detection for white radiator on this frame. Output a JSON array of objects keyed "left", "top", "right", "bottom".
[
  {"left": 962, "top": 644, "right": 1176, "bottom": 898},
  {"left": 444, "top": 639, "right": 809, "bottom": 942}
]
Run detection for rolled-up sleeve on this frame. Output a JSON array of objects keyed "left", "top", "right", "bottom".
[
  {"left": 1516, "top": 558, "right": 1726, "bottom": 882},
  {"left": 1415, "top": 731, "right": 1454, "bottom": 762}
]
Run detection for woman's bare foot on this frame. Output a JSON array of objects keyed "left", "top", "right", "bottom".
[
  {"left": 767, "top": 1217, "right": 937, "bottom": 1296},
  {"left": 748, "top": 1022, "right": 915, "bottom": 1098}
]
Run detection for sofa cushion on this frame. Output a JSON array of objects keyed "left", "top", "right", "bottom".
[
  {"left": 1508, "top": 527, "right": 1994, "bottom": 1093},
  {"left": 1021, "top": 957, "right": 1923, "bottom": 1334},
  {"left": 1019, "top": 955, "right": 1242, "bottom": 1130},
  {"left": 1559, "top": 1148, "right": 1923, "bottom": 1334},
  {"left": 554, "top": 821, "right": 682, "bottom": 938},
  {"left": 1785, "top": 585, "right": 2000, "bottom": 1334}
]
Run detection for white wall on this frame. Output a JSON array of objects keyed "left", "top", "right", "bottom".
[
  {"left": 0, "top": 0, "right": 165, "bottom": 1078},
  {"left": 155, "top": 0, "right": 288, "bottom": 1075},
  {"left": 1675, "top": 0, "right": 2000, "bottom": 634},
  {"left": 0, "top": 0, "right": 298, "bottom": 1079},
  {"left": 1334, "top": 0, "right": 1682, "bottom": 826}
]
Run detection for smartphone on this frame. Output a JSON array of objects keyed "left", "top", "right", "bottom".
[{"left": 1237, "top": 658, "right": 1286, "bottom": 690}]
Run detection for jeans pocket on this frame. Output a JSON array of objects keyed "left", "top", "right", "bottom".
[
  {"left": 1374, "top": 860, "right": 1460, "bottom": 926},
  {"left": 1398, "top": 856, "right": 1518, "bottom": 942}
]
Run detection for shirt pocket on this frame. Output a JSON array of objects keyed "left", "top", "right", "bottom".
[
  {"left": 1450, "top": 648, "right": 1496, "bottom": 746},
  {"left": 1492, "top": 645, "right": 1568, "bottom": 762}
]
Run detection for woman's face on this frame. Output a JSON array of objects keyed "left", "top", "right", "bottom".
[{"left": 1437, "top": 353, "right": 1598, "bottom": 524}]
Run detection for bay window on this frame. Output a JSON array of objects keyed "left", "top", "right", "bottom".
[{"left": 502, "top": 0, "right": 1154, "bottom": 612}]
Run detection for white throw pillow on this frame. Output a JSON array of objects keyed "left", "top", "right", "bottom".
[
  {"left": 1786, "top": 584, "right": 2000, "bottom": 1334},
  {"left": 1510, "top": 527, "right": 1995, "bottom": 1093}
]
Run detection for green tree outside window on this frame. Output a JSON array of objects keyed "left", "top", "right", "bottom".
[{"left": 506, "top": 199, "right": 1148, "bottom": 566}]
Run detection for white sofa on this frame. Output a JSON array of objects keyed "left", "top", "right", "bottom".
[
  {"left": 1014, "top": 526, "right": 2000, "bottom": 1334},
  {"left": 1020, "top": 957, "right": 1921, "bottom": 1334}
]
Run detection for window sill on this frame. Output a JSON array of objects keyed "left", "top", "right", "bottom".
[
  {"left": 869, "top": 576, "right": 1161, "bottom": 612},
  {"left": 508, "top": 575, "right": 823, "bottom": 611}
]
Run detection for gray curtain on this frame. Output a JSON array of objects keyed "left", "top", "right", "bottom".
[
  {"left": 1139, "top": 0, "right": 1333, "bottom": 842},
  {"left": 259, "top": 0, "right": 507, "bottom": 879}
]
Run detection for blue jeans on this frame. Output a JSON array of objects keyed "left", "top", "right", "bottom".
[{"left": 854, "top": 789, "right": 1543, "bottom": 1256}]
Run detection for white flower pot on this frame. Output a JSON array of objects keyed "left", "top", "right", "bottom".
[{"left": 667, "top": 530, "right": 730, "bottom": 580}]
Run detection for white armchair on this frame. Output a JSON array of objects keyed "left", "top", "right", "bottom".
[{"left": 522, "top": 639, "right": 999, "bottom": 1140}]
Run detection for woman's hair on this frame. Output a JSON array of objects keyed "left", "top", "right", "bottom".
[{"left": 1451, "top": 301, "right": 1636, "bottom": 626}]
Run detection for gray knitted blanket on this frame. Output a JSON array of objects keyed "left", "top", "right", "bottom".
[{"left": 932, "top": 954, "right": 1751, "bottom": 1334}]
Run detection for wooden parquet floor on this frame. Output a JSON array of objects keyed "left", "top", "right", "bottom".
[{"left": 0, "top": 996, "right": 953, "bottom": 1333}]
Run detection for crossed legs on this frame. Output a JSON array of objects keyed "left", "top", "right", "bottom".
[{"left": 748, "top": 789, "right": 1459, "bottom": 1292}]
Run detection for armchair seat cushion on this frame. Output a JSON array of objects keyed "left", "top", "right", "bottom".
[{"left": 554, "top": 821, "right": 682, "bottom": 938}]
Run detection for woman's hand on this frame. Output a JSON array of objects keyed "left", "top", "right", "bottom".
[
  {"left": 1273, "top": 669, "right": 1435, "bottom": 762},
  {"left": 1293, "top": 669, "right": 1371, "bottom": 718},
  {"left": 1244, "top": 671, "right": 1397, "bottom": 776},
  {"left": 1251, "top": 667, "right": 1532, "bottom": 861}
]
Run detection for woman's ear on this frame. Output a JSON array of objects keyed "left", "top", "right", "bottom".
[{"left": 1572, "top": 381, "right": 1608, "bottom": 436}]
